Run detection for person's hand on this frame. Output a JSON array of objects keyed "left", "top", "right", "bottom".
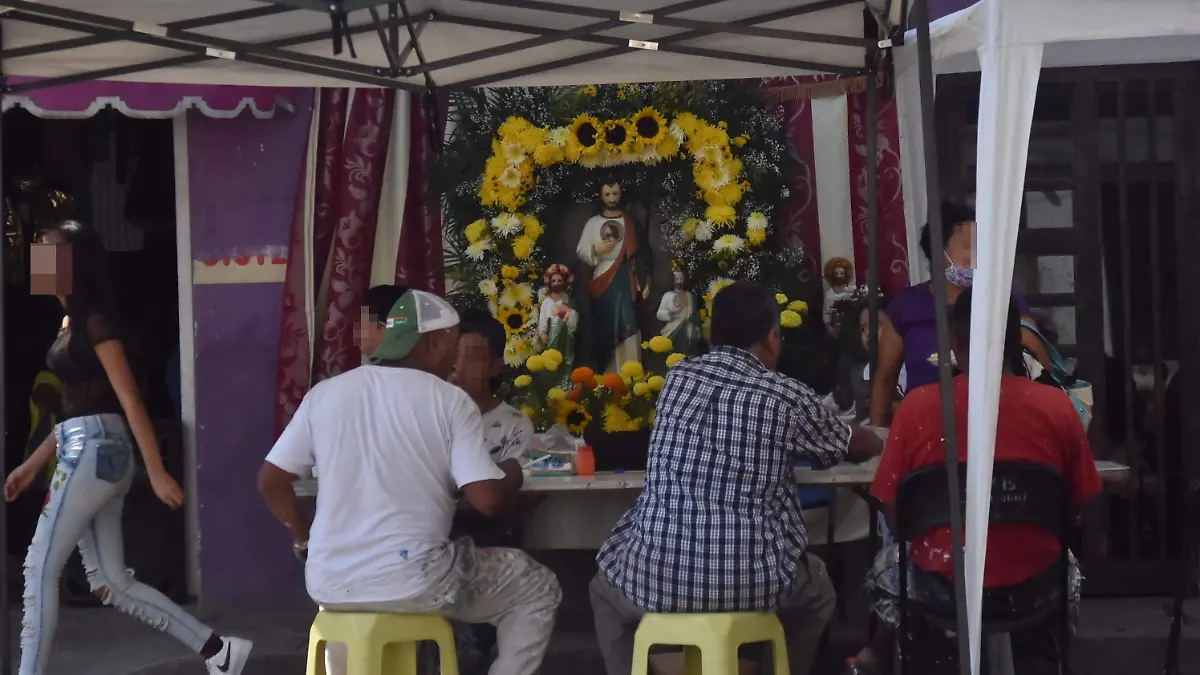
[
  {"left": 4, "top": 464, "right": 38, "bottom": 502},
  {"left": 641, "top": 284, "right": 651, "bottom": 301},
  {"left": 149, "top": 469, "right": 184, "bottom": 509}
]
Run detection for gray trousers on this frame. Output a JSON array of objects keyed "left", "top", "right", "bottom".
[
  {"left": 320, "top": 540, "right": 562, "bottom": 675},
  {"left": 589, "top": 553, "right": 836, "bottom": 675}
]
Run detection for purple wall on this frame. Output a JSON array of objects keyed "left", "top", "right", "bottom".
[
  {"left": 929, "top": 0, "right": 974, "bottom": 20},
  {"left": 187, "top": 93, "right": 314, "bottom": 608}
]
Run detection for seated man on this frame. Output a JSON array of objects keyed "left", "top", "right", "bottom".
[
  {"left": 846, "top": 289, "right": 1101, "bottom": 675},
  {"left": 591, "top": 282, "right": 884, "bottom": 675},
  {"left": 449, "top": 308, "right": 538, "bottom": 674},
  {"left": 354, "top": 284, "right": 410, "bottom": 357},
  {"left": 258, "top": 290, "right": 561, "bottom": 675}
]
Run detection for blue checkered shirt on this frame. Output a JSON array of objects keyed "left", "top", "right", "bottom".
[{"left": 596, "top": 346, "right": 851, "bottom": 612}]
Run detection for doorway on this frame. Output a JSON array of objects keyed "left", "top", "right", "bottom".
[{"left": 2, "top": 108, "right": 187, "bottom": 601}]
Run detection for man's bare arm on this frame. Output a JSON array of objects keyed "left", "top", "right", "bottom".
[
  {"left": 846, "top": 426, "right": 885, "bottom": 463},
  {"left": 257, "top": 462, "right": 310, "bottom": 545}
]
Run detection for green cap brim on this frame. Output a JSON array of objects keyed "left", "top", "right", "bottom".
[{"left": 368, "top": 331, "right": 421, "bottom": 363}]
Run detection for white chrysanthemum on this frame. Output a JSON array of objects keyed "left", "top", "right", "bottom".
[
  {"left": 746, "top": 212, "right": 768, "bottom": 232},
  {"left": 491, "top": 212, "right": 522, "bottom": 237},
  {"left": 549, "top": 127, "right": 570, "bottom": 147},
  {"left": 639, "top": 146, "right": 661, "bottom": 165},
  {"left": 499, "top": 282, "right": 534, "bottom": 308},
  {"left": 478, "top": 279, "right": 498, "bottom": 297},
  {"left": 693, "top": 145, "right": 722, "bottom": 164},
  {"left": 708, "top": 277, "right": 734, "bottom": 298},
  {"left": 497, "top": 166, "right": 523, "bottom": 189},
  {"left": 713, "top": 234, "right": 745, "bottom": 255},
  {"left": 694, "top": 220, "right": 714, "bottom": 242},
  {"left": 502, "top": 142, "right": 526, "bottom": 166},
  {"left": 465, "top": 238, "right": 492, "bottom": 260},
  {"left": 504, "top": 337, "right": 533, "bottom": 366},
  {"left": 668, "top": 123, "right": 686, "bottom": 143}
]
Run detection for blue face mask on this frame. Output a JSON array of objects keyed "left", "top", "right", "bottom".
[{"left": 944, "top": 253, "right": 974, "bottom": 288}]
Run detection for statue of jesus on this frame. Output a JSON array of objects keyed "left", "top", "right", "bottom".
[{"left": 575, "top": 180, "right": 649, "bottom": 373}]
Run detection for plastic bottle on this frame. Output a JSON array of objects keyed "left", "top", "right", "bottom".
[{"left": 576, "top": 445, "right": 595, "bottom": 476}]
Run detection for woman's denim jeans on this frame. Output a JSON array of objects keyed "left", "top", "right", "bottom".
[{"left": 21, "top": 414, "right": 212, "bottom": 675}]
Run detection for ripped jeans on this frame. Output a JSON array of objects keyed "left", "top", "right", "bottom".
[{"left": 21, "top": 414, "right": 214, "bottom": 675}]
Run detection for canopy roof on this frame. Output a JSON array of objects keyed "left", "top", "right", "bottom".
[{"left": 0, "top": 0, "right": 908, "bottom": 93}]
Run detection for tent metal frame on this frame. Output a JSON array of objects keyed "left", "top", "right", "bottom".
[{"left": 0, "top": 2, "right": 969, "bottom": 675}]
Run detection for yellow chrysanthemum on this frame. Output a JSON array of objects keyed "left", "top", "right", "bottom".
[
  {"left": 694, "top": 162, "right": 733, "bottom": 191},
  {"left": 672, "top": 112, "right": 702, "bottom": 138},
  {"left": 733, "top": 135, "right": 749, "bottom": 147},
  {"left": 500, "top": 265, "right": 519, "bottom": 280},
  {"left": 548, "top": 387, "right": 567, "bottom": 401},
  {"left": 633, "top": 382, "right": 652, "bottom": 397},
  {"left": 504, "top": 337, "right": 532, "bottom": 367},
  {"left": 704, "top": 182, "right": 744, "bottom": 208},
  {"left": 512, "top": 235, "right": 535, "bottom": 260},
  {"left": 620, "top": 361, "right": 645, "bottom": 380},
  {"left": 514, "top": 374, "right": 532, "bottom": 388},
  {"left": 465, "top": 219, "right": 489, "bottom": 244},
  {"left": 648, "top": 375, "right": 666, "bottom": 391},
  {"left": 518, "top": 214, "right": 542, "bottom": 241},
  {"left": 533, "top": 143, "right": 565, "bottom": 166},
  {"left": 708, "top": 277, "right": 734, "bottom": 298},
  {"left": 681, "top": 218, "right": 700, "bottom": 240},
  {"left": 780, "top": 310, "right": 804, "bottom": 329},
  {"left": 706, "top": 204, "right": 736, "bottom": 226},
  {"left": 789, "top": 300, "right": 809, "bottom": 314},
  {"left": 498, "top": 116, "right": 534, "bottom": 142},
  {"left": 557, "top": 400, "right": 592, "bottom": 435},
  {"left": 747, "top": 227, "right": 767, "bottom": 246},
  {"left": 648, "top": 335, "right": 673, "bottom": 353},
  {"left": 577, "top": 84, "right": 598, "bottom": 97},
  {"left": 499, "top": 281, "right": 534, "bottom": 308},
  {"left": 631, "top": 107, "right": 668, "bottom": 148},
  {"left": 776, "top": 293, "right": 789, "bottom": 305},
  {"left": 498, "top": 304, "right": 530, "bottom": 335},
  {"left": 603, "top": 404, "right": 637, "bottom": 433},
  {"left": 666, "top": 353, "right": 686, "bottom": 367}
]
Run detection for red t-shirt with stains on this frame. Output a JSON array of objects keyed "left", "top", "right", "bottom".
[{"left": 870, "top": 374, "right": 1102, "bottom": 588}]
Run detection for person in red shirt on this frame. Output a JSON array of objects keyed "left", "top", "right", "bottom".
[{"left": 844, "top": 289, "right": 1101, "bottom": 675}]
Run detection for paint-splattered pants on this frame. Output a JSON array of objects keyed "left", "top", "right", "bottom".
[
  {"left": 20, "top": 414, "right": 213, "bottom": 675},
  {"left": 321, "top": 538, "right": 561, "bottom": 675}
]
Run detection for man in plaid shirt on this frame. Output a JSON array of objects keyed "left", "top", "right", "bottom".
[{"left": 591, "top": 282, "right": 884, "bottom": 675}]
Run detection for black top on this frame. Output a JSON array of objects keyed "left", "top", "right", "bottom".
[{"left": 46, "top": 312, "right": 124, "bottom": 419}]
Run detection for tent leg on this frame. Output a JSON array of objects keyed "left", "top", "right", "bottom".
[
  {"left": 866, "top": 57, "right": 880, "bottom": 373},
  {"left": 912, "top": 1, "right": 971, "bottom": 674},
  {"left": 0, "top": 17, "right": 11, "bottom": 675}
]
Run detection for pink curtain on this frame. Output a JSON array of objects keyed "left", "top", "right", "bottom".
[
  {"left": 273, "top": 88, "right": 395, "bottom": 435},
  {"left": 394, "top": 93, "right": 445, "bottom": 294}
]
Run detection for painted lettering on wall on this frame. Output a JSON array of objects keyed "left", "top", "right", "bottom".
[{"left": 193, "top": 251, "right": 288, "bottom": 285}]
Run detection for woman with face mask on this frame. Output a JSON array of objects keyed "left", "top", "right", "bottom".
[{"left": 867, "top": 203, "right": 1051, "bottom": 427}]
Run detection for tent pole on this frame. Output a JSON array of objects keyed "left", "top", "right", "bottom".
[
  {"left": 0, "top": 17, "right": 11, "bottom": 675},
  {"left": 865, "top": 47, "right": 880, "bottom": 379},
  {"left": 913, "top": 1, "right": 971, "bottom": 673}
]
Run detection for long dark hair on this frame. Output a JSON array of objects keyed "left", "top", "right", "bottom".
[{"left": 52, "top": 220, "right": 120, "bottom": 336}]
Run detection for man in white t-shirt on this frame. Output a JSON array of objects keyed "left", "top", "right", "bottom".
[{"left": 258, "top": 290, "right": 561, "bottom": 675}]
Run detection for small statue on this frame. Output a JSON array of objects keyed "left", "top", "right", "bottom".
[
  {"left": 656, "top": 261, "right": 701, "bottom": 356},
  {"left": 538, "top": 263, "right": 579, "bottom": 368},
  {"left": 822, "top": 257, "right": 856, "bottom": 335},
  {"left": 575, "top": 179, "right": 650, "bottom": 372}
]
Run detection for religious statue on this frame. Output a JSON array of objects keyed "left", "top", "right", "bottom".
[
  {"left": 575, "top": 180, "right": 651, "bottom": 372},
  {"left": 538, "top": 263, "right": 579, "bottom": 368},
  {"left": 822, "top": 256, "right": 856, "bottom": 335},
  {"left": 656, "top": 261, "right": 701, "bottom": 356}
]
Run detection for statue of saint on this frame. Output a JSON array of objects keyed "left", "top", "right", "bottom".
[
  {"left": 656, "top": 262, "right": 700, "bottom": 356},
  {"left": 575, "top": 180, "right": 650, "bottom": 372},
  {"left": 822, "top": 257, "right": 856, "bottom": 335},
  {"left": 538, "top": 263, "right": 579, "bottom": 368}
]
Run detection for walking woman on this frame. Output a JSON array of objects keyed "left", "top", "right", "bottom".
[{"left": 3, "top": 220, "right": 253, "bottom": 675}]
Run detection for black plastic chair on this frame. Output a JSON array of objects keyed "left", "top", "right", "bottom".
[{"left": 894, "top": 462, "right": 1072, "bottom": 675}]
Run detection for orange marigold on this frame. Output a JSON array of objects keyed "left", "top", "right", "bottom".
[
  {"left": 566, "top": 386, "right": 584, "bottom": 402},
  {"left": 602, "top": 372, "right": 627, "bottom": 395},
  {"left": 571, "top": 366, "right": 596, "bottom": 385}
]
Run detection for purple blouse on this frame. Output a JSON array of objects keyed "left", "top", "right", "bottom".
[{"left": 886, "top": 283, "right": 1030, "bottom": 391}]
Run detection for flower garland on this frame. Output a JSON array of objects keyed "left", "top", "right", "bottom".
[{"left": 441, "top": 82, "right": 801, "bottom": 366}]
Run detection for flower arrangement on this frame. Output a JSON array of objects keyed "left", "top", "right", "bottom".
[
  {"left": 509, "top": 335, "right": 688, "bottom": 436},
  {"left": 440, "top": 82, "right": 801, "bottom": 362},
  {"left": 697, "top": 279, "right": 809, "bottom": 341}
]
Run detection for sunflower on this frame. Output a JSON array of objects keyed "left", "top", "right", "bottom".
[
  {"left": 567, "top": 114, "right": 602, "bottom": 159},
  {"left": 601, "top": 119, "right": 634, "bottom": 154},
  {"left": 497, "top": 304, "right": 530, "bottom": 335},
  {"left": 631, "top": 107, "right": 668, "bottom": 148},
  {"left": 556, "top": 400, "right": 592, "bottom": 435}
]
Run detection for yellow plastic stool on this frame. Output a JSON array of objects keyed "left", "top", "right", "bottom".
[
  {"left": 305, "top": 611, "right": 460, "bottom": 675},
  {"left": 632, "top": 613, "right": 789, "bottom": 675}
]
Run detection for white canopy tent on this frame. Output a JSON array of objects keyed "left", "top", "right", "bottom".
[
  {"left": 0, "top": 0, "right": 907, "bottom": 91},
  {"left": 895, "top": 1, "right": 1200, "bottom": 672}
]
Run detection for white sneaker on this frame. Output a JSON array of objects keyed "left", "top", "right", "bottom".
[{"left": 205, "top": 636, "right": 254, "bottom": 675}]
